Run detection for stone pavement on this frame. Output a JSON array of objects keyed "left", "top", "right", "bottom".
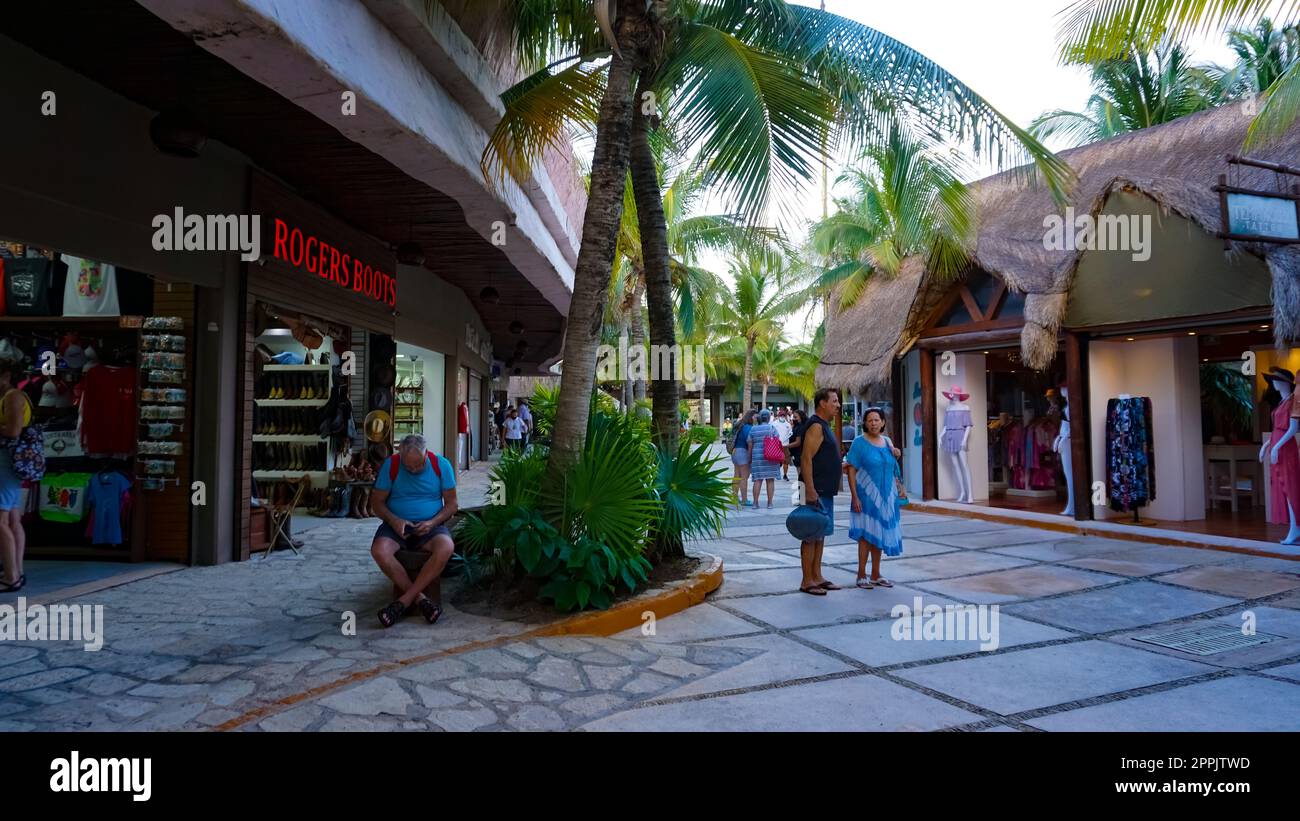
[{"left": 4, "top": 462, "right": 1300, "bottom": 730}]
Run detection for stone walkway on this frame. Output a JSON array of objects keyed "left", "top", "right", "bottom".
[{"left": 4, "top": 466, "right": 1300, "bottom": 730}]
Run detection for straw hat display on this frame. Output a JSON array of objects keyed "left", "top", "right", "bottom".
[{"left": 364, "top": 409, "right": 392, "bottom": 443}]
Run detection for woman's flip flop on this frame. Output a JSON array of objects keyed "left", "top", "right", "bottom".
[{"left": 799, "top": 585, "right": 828, "bottom": 596}]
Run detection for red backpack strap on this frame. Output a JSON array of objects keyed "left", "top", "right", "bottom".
[
  {"left": 427, "top": 451, "right": 441, "bottom": 481},
  {"left": 388, "top": 453, "right": 401, "bottom": 482}
]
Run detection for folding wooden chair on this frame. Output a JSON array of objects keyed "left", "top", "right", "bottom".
[{"left": 263, "top": 477, "right": 309, "bottom": 559}]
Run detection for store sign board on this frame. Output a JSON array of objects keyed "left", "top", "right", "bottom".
[
  {"left": 465, "top": 323, "right": 492, "bottom": 364},
  {"left": 250, "top": 172, "right": 397, "bottom": 308},
  {"left": 1225, "top": 192, "right": 1299, "bottom": 241}
]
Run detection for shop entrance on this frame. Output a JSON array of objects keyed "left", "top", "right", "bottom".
[{"left": 984, "top": 349, "right": 1068, "bottom": 515}]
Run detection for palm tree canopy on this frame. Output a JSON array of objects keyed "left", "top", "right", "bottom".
[
  {"left": 1056, "top": 0, "right": 1300, "bottom": 144},
  {"left": 485, "top": 1, "right": 1074, "bottom": 222},
  {"left": 810, "top": 125, "right": 974, "bottom": 310}
]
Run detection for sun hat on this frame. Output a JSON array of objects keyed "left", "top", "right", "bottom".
[
  {"left": 364, "top": 409, "right": 392, "bottom": 443},
  {"left": 786, "top": 500, "right": 829, "bottom": 541},
  {"left": 942, "top": 385, "right": 971, "bottom": 402},
  {"left": 1264, "top": 367, "right": 1295, "bottom": 388}
]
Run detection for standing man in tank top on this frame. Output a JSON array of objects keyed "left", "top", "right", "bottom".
[{"left": 797, "top": 388, "right": 843, "bottom": 595}]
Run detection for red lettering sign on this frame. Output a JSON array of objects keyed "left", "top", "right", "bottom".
[{"left": 266, "top": 217, "right": 396, "bottom": 308}]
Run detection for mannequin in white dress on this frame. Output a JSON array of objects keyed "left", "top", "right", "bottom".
[
  {"left": 941, "top": 387, "right": 974, "bottom": 503},
  {"left": 1053, "top": 386, "right": 1074, "bottom": 516}
]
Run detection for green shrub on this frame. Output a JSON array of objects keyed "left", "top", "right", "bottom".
[
  {"left": 654, "top": 440, "right": 732, "bottom": 547},
  {"left": 688, "top": 425, "right": 718, "bottom": 445}
]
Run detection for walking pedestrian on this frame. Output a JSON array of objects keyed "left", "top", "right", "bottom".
[
  {"left": 731, "top": 410, "right": 756, "bottom": 507},
  {"left": 847, "top": 408, "right": 904, "bottom": 589},
  {"left": 773, "top": 409, "right": 794, "bottom": 481},
  {"left": 787, "top": 409, "right": 807, "bottom": 484},
  {"left": 747, "top": 410, "right": 781, "bottom": 509},
  {"left": 502, "top": 407, "right": 525, "bottom": 451},
  {"left": 797, "top": 389, "right": 842, "bottom": 595},
  {"left": 0, "top": 358, "right": 30, "bottom": 593},
  {"left": 517, "top": 399, "right": 533, "bottom": 447}
]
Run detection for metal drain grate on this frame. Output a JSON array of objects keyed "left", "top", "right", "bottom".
[{"left": 1134, "top": 623, "right": 1282, "bottom": 656}]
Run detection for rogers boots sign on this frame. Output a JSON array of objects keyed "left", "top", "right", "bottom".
[{"left": 268, "top": 216, "right": 397, "bottom": 307}]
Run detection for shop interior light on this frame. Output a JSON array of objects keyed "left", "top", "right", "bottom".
[
  {"left": 1126, "top": 337, "right": 1136, "bottom": 341},
  {"left": 1261, "top": 325, "right": 1271, "bottom": 330},
  {"left": 1187, "top": 331, "right": 1196, "bottom": 336},
  {"left": 261, "top": 328, "right": 292, "bottom": 337}
]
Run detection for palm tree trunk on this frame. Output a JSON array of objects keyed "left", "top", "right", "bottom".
[
  {"left": 699, "top": 381, "right": 706, "bottom": 425},
  {"left": 761, "top": 380, "right": 769, "bottom": 409},
  {"left": 547, "top": 38, "right": 644, "bottom": 474},
  {"left": 630, "top": 73, "right": 679, "bottom": 454},
  {"left": 741, "top": 335, "right": 755, "bottom": 417},
  {"left": 629, "top": 273, "right": 646, "bottom": 402}
]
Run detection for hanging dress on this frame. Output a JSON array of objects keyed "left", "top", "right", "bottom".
[{"left": 846, "top": 436, "right": 903, "bottom": 556}]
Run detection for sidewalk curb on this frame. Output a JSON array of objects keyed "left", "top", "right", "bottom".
[
  {"left": 212, "top": 553, "right": 723, "bottom": 732},
  {"left": 907, "top": 502, "right": 1300, "bottom": 561}
]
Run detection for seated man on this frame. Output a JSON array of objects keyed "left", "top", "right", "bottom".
[{"left": 369, "top": 434, "right": 457, "bottom": 627}]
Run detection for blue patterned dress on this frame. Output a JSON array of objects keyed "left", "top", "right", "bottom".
[{"left": 846, "top": 436, "right": 903, "bottom": 556}]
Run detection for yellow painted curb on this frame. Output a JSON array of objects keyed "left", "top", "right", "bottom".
[
  {"left": 908, "top": 502, "right": 1300, "bottom": 562},
  {"left": 213, "top": 553, "right": 723, "bottom": 731}
]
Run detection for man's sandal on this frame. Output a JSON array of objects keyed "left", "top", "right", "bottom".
[
  {"left": 799, "top": 585, "right": 827, "bottom": 596},
  {"left": 817, "top": 581, "right": 841, "bottom": 590},
  {"left": 378, "top": 600, "right": 407, "bottom": 628},
  {"left": 417, "top": 596, "right": 443, "bottom": 625},
  {"left": 0, "top": 575, "right": 25, "bottom": 593}
]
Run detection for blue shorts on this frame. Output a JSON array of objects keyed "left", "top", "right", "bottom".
[
  {"left": 818, "top": 494, "right": 835, "bottom": 537},
  {"left": 0, "top": 451, "right": 22, "bottom": 511}
]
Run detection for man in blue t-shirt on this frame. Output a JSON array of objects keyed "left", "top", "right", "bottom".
[{"left": 370, "top": 434, "right": 458, "bottom": 628}]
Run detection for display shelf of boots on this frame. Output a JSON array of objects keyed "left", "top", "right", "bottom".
[
  {"left": 252, "top": 435, "right": 329, "bottom": 442},
  {"left": 254, "top": 399, "right": 330, "bottom": 407}
]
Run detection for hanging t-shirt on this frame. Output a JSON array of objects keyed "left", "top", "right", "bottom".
[
  {"left": 88, "top": 471, "right": 132, "bottom": 545},
  {"left": 61, "top": 255, "right": 120, "bottom": 317},
  {"left": 80, "top": 365, "right": 138, "bottom": 455}
]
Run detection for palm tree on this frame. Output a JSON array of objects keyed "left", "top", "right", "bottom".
[
  {"left": 810, "top": 126, "right": 974, "bottom": 311},
  {"left": 1030, "top": 39, "right": 1228, "bottom": 147},
  {"left": 751, "top": 336, "right": 819, "bottom": 407},
  {"left": 1056, "top": 0, "right": 1300, "bottom": 145},
  {"left": 1225, "top": 18, "right": 1300, "bottom": 96},
  {"left": 715, "top": 257, "right": 807, "bottom": 414},
  {"left": 483, "top": 1, "right": 1073, "bottom": 473}
]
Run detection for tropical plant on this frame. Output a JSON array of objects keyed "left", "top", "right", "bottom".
[
  {"left": 688, "top": 425, "right": 719, "bottom": 446},
  {"left": 527, "top": 384, "right": 560, "bottom": 439},
  {"left": 651, "top": 439, "right": 732, "bottom": 560},
  {"left": 751, "top": 336, "right": 820, "bottom": 405},
  {"left": 483, "top": 0, "right": 1074, "bottom": 478},
  {"left": 1030, "top": 38, "right": 1229, "bottom": 147},
  {"left": 1201, "top": 362, "right": 1254, "bottom": 438},
  {"left": 714, "top": 256, "right": 808, "bottom": 413},
  {"left": 811, "top": 126, "right": 974, "bottom": 310},
  {"left": 1056, "top": 0, "right": 1300, "bottom": 145},
  {"left": 1224, "top": 18, "right": 1300, "bottom": 96}
]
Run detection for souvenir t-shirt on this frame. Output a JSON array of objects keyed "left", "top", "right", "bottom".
[
  {"left": 61, "top": 255, "right": 120, "bottom": 317},
  {"left": 374, "top": 453, "right": 456, "bottom": 523},
  {"left": 88, "top": 471, "right": 132, "bottom": 545}
]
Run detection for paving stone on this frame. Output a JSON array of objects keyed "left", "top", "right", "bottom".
[
  {"left": 504, "top": 642, "right": 546, "bottom": 660},
  {"left": 462, "top": 648, "right": 531, "bottom": 674},
  {"left": 875, "top": 552, "right": 1034, "bottom": 582},
  {"left": 916, "top": 565, "right": 1120, "bottom": 605},
  {"left": 583, "top": 664, "right": 635, "bottom": 691},
  {"left": 723, "top": 585, "right": 960, "bottom": 629},
  {"left": 448, "top": 677, "right": 536, "bottom": 703},
  {"left": 582, "top": 638, "right": 657, "bottom": 663},
  {"left": 1005, "top": 581, "right": 1237, "bottom": 633},
  {"left": 0, "top": 719, "right": 35, "bottom": 731},
  {"left": 17, "top": 687, "right": 81, "bottom": 705},
  {"left": 273, "top": 646, "right": 332, "bottom": 663},
  {"left": 393, "top": 658, "right": 471, "bottom": 683},
  {"left": 1159, "top": 566, "right": 1300, "bottom": 599},
  {"left": 0, "top": 659, "right": 46, "bottom": 683},
  {"left": 527, "top": 657, "right": 586, "bottom": 692},
  {"left": 1028, "top": 676, "right": 1300, "bottom": 731},
  {"left": 576, "top": 650, "right": 628, "bottom": 665},
  {"left": 416, "top": 686, "right": 467, "bottom": 709},
  {"left": 506, "top": 705, "right": 565, "bottom": 730},
  {"left": 130, "top": 700, "right": 208, "bottom": 731},
  {"left": 319, "top": 714, "right": 403, "bottom": 732},
  {"left": 662, "top": 633, "right": 854, "bottom": 699},
  {"left": 258, "top": 704, "right": 324, "bottom": 732},
  {"left": 306, "top": 658, "right": 356, "bottom": 677},
  {"left": 0, "top": 646, "right": 40, "bottom": 666},
  {"left": 561, "top": 693, "right": 628, "bottom": 718},
  {"left": 1265, "top": 661, "right": 1300, "bottom": 682},
  {"left": 797, "top": 613, "right": 1074, "bottom": 667},
  {"left": 194, "top": 708, "right": 241, "bottom": 727},
  {"left": 318, "top": 677, "right": 413, "bottom": 717},
  {"left": 714, "top": 567, "right": 858, "bottom": 599},
  {"left": 621, "top": 672, "right": 676, "bottom": 695},
  {"left": 895, "top": 640, "right": 1215, "bottom": 715},
  {"left": 1062, "top": 556, "right": 1188, "bottom": 577},
  {"left": 127, "top": 682, "right": 207, "bottom": 698},
  {"left": 427, "top": 705, "right": 498, "bottom": 732},
  {"left": 533, "top": 636, "right": 593, "bottom": 655},
  {"left": 208, "top": 678, "right": 257, "bottom": 708},
  {"left": 614, "top": 604, "right": 758, "bottom": 644},
  {"left": 648, "top": 657, "right": 712, "bottom": 679},
  {"left": 0, "top": 667, "right": 89, "bottom": 692},
  {"left": 72, "top": 673, "right": 138, "bottom": 696},
  {"left": 169, "top": 664, "right": 243, "bottom": 683},
  {"left": 587, "top": 674, "right": 981, "bottom": 731},
  {"left": 136, "top": 659, "right": 192, "bottom": 681}
]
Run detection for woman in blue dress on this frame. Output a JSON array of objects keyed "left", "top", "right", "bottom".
[{"left": 847, "top": 408, "right": 903, "bottom": 588}]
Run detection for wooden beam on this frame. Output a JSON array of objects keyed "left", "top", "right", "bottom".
[
  {"left": 917, "top": 326, "right": 1024, "bottom": 350},
  {"left": 957, "top": 285, "right": 983, "bottom": 325},
  {"left": 1064, "top": 331, "right": 1091, "bottom": 522},
  {"left": 986, "top": 280, "right": 1008, "bottom": 321},
  {"left": 920, "top": 347, "right": 937, "bottom": 501}
]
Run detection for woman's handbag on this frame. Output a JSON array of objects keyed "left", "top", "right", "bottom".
[{"left": 763, "top": 433, "right": 784, "bottom": 462}]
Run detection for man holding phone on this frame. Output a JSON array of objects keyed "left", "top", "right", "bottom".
[{"left": 369, "top": 434, "right": 458, "bottom": 627}]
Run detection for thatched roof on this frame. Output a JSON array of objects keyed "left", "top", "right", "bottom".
[
  {"left": 818, "top": 100, "right": 1300, "bottom": 394},
  {"left": 818, "top": 256, "right": 926, "bottom": 397}
]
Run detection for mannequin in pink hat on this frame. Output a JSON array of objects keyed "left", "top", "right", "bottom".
[
  {"left": 1260, "top": 367, "right": 1300, "bottom": 546},
  {"left": 941, "top": 386, "right": 974, "bottom": 503}
]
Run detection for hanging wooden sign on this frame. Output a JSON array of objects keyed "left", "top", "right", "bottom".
[{"left": 1214, "top": 155, "right": 1300, "bottom": 247}]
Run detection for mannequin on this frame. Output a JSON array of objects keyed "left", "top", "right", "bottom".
[
  {"left": 1053, "top": 386, "right": 1074, "bottom": 516},
  {"left": 1260, "top": 367, "right": 1300, "bottom": 546},
  {"left": 941, "top": 386, "right": 974, "bottom": 503}
]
